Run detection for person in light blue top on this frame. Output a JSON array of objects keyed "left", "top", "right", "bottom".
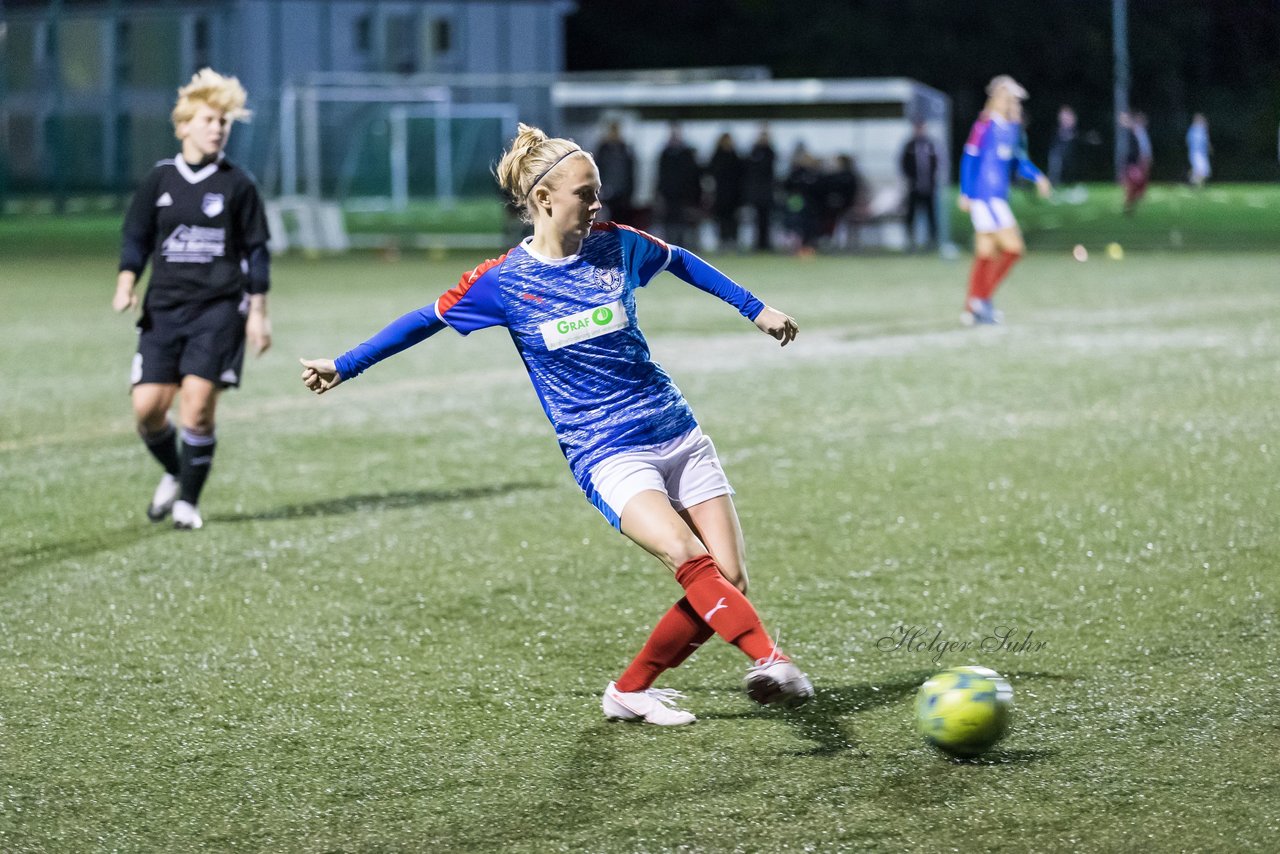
[
  {"left": 1187, "top": 113, "right": 1211, "bottom": 188},
  {"left": 301, "top": 123, "right": 814, "bottom": 726}
]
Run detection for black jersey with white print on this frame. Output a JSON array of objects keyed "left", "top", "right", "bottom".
[{"left": 120, "top": 154, "right": 270, "bottom": 310}]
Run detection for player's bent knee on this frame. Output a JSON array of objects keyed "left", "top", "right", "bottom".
[
  {"left": 715, "top": 564, "right": 748, "bottom": 594},
  {"left": 666, "top": 542, "right": 708, "bottom": 571}
]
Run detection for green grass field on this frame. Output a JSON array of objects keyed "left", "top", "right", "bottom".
[
  {"left": 4, "top": 181, "right": 1279, "bottom": 256},
  {"left": 2, "top": 234, "right": 1279, "bottom": 851}
]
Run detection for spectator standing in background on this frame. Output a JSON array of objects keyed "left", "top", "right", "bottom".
[
  {"left": 743, "top": 126, "right": 778, "bottom": 252},
  {"left": 1047, "top": 105, "right": 1078, "bottom": 187},
  {"left": 899, "top": 119, "right": 940, "bottom": 251},
  {"left": 1120, "top": 111, "right": 1153, "bottom": 215},
  {"left": 821, "top": 154, "right": 865, "bottom": 251},
  {"left": 656, "top": 124, "right": 702, "bottom": 248},
  {"left": 595, "top": 121, "right": 637, "bottom": 224},
  {"left": 1186, "top": 113, "right": 1211, "bottom": 188},
  {"left": 783, "top": 144, "right": 822, "bottom": 257},
  {"left": 707, "top": 133, "right": 745, "bottom": 250}
]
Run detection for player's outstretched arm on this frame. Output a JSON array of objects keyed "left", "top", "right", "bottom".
[
  {"left": 300, "top": 358, "right": 343, "bottom": 394},
  {"left": 754, "top": 305, "right": 798, "bottom": 347},
  {"left": 302, "top": 305, "right": 448, "bottom": 396}
]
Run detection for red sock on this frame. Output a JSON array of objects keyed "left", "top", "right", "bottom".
[
  {"left": 979, "top": 250, "right": 1022, "bottom": 300},
  {"left": 615, "top": 598, "right": 715, "bottom": 693},
  {"left": 673, "top": 554, "right": 781, "bottom": 663},
  {"left": 966, "top": 256, "right": 994, "bottom": 305}
]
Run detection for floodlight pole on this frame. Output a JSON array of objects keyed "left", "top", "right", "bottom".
[
  {"left": 280, "top": 85, "right": 297, "bottom": 197},
  {"left": 390, "top": 105, "right": 408, "bottom": 211},
  {"left": 1112, "top": 0, "right": 1130, "bottom": 180}
]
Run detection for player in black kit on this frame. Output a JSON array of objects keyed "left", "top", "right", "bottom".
[{"left": 113, "top": 68, "right": 272, "bottom": 530}]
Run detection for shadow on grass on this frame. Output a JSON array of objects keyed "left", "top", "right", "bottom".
[
  {"left": 210, "top": 481, "right": 551, "bottom": 523},
  {"left": 1, "top": 524, "right": 170, "bottom": 575},
  {"left": 938, "top": 747, "right": 1057, "bottom": 765},
  {"left": 693, "top": 674, "right": 935, "bottom": 757},
  {"left": 2, "top": 481, "right": 552, "bottom": 576},
  {"left": 569, "top": 670, "right": 1073, "bottom": 761}
]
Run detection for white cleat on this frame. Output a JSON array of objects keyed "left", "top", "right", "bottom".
[
  {"left": 147, "top": 473, "right": 180, "bottom": 522},
  {"left": 745, "top": 655, "right": 814, "bottom": 708},
  {"left": 602, "top": 681, "right": 696, "bottom": 726},
  {"left": 172, "top": 499, "right": 204, "bottom": 530}
]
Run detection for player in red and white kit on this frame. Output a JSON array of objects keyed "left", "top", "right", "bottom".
[{"left": 958, "top": 76, "right": 1052, "bottom": 325}]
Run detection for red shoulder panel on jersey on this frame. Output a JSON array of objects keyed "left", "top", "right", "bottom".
[
  {"left": 964, "top": 115, "right": 992, "bottom": 152},
  {"left": 592, "top": 221, "right": 669, "bottom": 251},
  {"left": 438, "top": 253, "right": 507, "bottom": 315}
]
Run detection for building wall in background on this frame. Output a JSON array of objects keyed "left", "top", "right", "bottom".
[{"left": 0, "top": 0, "right": 571, "bottom": 201}]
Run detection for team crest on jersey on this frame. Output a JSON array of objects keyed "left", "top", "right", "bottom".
[
  {"left": 593, "top": 267, "right": 623, "bottom": 291},
  {"left": 996, "top": 144, "right": 1013, "bottom": 160},
  {"left": 156, "top": 192, "right": 173, "bottom": 207},
  {"left": 202, "top": 193, "right": 225, "bottom": 217}
]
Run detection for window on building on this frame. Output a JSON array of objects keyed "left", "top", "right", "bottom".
[
  {"left": 115, "top": 20, "right": 132, "bottom": 85},
  {"left": 385, "top": 13, "right": 417, "bottom": 74},
  {"left": 124, "top": 18, "right": 182, "bottom": 86},
  {"left": 432, "top": 19, "right": 451, "bottom": 55},
  {"left": 58, "top": 18, "right": 105, "bottom": 94},
  {"left": 5, "top": 21, "right": 39, "bottom": 89},
  {"left": 193, "top": 17, "right": 211, "bottom": 70},
  {"left": 354, "top": 15, "right": 372, "bottom": 53}
]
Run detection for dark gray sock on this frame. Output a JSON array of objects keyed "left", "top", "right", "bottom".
[
  {"left": 179, "top": 428, "right": 217, "bottom": 505},
  {"left": 142, "top": 422, "right": 181, "bottom": 476}
]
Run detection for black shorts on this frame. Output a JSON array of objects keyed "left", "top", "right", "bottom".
[{"left": 132, "top": 294, "right": 248, "bottom": 388}]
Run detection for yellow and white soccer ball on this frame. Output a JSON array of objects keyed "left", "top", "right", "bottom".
[{"left": 915, "top": 665, "right": 1013, "bottom": 757}]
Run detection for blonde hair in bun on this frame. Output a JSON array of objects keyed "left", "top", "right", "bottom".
[{"left": 494, "top": 123, "right": 589, "bottom": 223}]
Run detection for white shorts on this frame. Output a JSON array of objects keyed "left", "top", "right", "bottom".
[
  {"left": 969, "top": 198, "right": 1017, "bottom": 233},
  {"left": 584, "top": 426, "right": 734, "bottom": 529},
  {"left": 1190, "top": 152, "right": 1211, "bottom": 181}
]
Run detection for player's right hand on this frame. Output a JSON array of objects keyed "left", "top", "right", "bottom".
[
  {"left": 112, "top": 288, "right": 138, "bottom": 312},
  {"left": 299, "top": 357, "right": 343, "bottom": 394},
  {"left": 957, "top": 195, "right": 971, "bottom": 212},
  {"left": 113, "top": 271, "right": 138, "bottom": 312}
]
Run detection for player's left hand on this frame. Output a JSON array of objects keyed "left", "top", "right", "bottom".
[
  {"left": 755, "top": 306, "right": 798, "bottom": 347},
  {"left": 1036, "top": 175, "right": 1053, "bottom": 199}
]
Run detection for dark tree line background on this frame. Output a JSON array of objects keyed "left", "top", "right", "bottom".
[{"left": 566, "top": 0, "right": 1280, "bottom": 182}]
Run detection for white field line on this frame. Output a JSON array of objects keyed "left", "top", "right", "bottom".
[{"left": 0, "top": 320, "right": 1255, "bottom": 454}]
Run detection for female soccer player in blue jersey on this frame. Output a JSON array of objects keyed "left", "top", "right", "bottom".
[
  {"left": 301, "top": 123, "right": 812, "bottom": 725},
  {"left": 114, "top": 69, "right": 272, "bottom": 530},
  {"left": 958, "top": 75, "right": 1052, "bottom": 325}
]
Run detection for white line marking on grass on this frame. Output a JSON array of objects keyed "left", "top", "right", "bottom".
[
  {"left": 1, "top": 317, "right": 1264, "bottom": 454},
  {"left": 0, "top": 367, "right": 528, "bottom": 453}
]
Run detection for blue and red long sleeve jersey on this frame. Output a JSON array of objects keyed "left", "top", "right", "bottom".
[
  {"left": 334, "top": 223, "right": 765, "bottom": 488},
  {"left": 960, "top": 113, "right": 1044, "bottom": 202}
]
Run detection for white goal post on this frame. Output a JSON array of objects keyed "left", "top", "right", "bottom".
[{"left": 277, "top": 73, "right": 519, "bottom": 210}]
